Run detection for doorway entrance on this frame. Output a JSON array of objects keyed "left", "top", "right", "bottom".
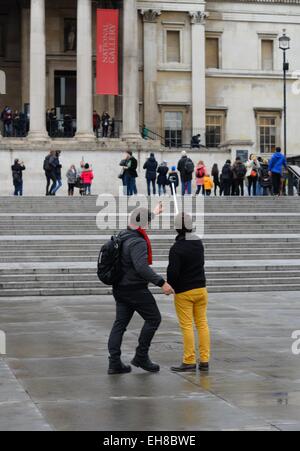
[{"left": 54, "top": 70, "right": 77, "bottom": 119}]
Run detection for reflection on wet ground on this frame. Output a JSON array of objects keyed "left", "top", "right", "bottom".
[{"left": 0, "top": 291, "right": 300, "bottom": 431}]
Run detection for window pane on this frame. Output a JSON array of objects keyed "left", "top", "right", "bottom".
[
  {"left": 167, "top": 31, "right": 180, "bottom": 63},
  {"left": 206, "top": 38, "right": 219, "bottom": 69},
  {"left": 164, "top": 112, "right": 183, "bottom": 147},
  {"left": 261, "top": 40, "right": 274, "bottom": 71}
]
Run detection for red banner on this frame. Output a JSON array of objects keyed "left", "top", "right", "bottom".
[{"left": 96, "top": 9, "right": 119, "bottom": 96}]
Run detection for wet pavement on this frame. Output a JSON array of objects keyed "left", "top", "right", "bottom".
[{"left": 0, "top": 291, "right": 300, "bottom": 431}]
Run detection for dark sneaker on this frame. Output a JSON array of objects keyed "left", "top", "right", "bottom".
[
  {"left": 199, "top": 362, "right": 209, "bottom": 373},
  {"left": 131, "top": 357, "right": 160, "bottom": 373},
  {"left": 171, "top": 363, "right": 196, "bottom": 373},
  {"left": 108, "top": 362, "right": 132, "bottom": 375}
]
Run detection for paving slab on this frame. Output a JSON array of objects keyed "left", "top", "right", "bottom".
[{"left": 1, "top": 291, "right": 300, "bottom": 431}]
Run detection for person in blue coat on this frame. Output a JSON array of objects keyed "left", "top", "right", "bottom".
[{"left": 268, "top": 147, "right": 287, "bottom": 196}]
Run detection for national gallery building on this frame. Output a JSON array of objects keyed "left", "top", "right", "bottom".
[{"left": 0, "top": 0, "right": 300, "bottom": 194}]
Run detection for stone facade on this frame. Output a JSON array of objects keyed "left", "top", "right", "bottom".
[{"left": 0, "top": 0, "right": 300, "bottom": 194}]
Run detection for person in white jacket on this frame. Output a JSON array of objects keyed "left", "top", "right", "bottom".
[{"left": 246, "top": 154, "right": 260, "bottom": 196}]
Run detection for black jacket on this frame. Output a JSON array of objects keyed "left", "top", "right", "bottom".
[
  {"left": 143, "top": 157, "right": 158, "bottom": 180},
  {"left": 116, "top": 228, "right": 165, "bottom": 291},
  {"left": 167, "top": 234, "right": 206, "bottom": 294},
  {"left": 127, "top": 156, "right": 138, "bottom": 178},
  {"left": 221, "top": 163, "right": 233, "bottom": 182},
  {"left": 157, "top": 164, "right": 169, "bottom": 186},
  {"left": 11, "top": 163, "right": 25, "bottom": 183},
  {"left": 177, "top": 156, "right": 194, "bottom": 182}
]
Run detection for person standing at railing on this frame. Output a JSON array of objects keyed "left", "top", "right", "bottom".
[
  {"left": 101, "top": 112, "right": 110, "bottom": 138},
  {"left": 268, "top": 147, "right": 287, "bottom": 196},
  {"left": 93, "top": 110, "right": 101, "bottom": 137}
]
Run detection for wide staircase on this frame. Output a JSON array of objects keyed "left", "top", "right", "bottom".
[{"left": 0, "top": 196, "right": 300, "bottom": 296}]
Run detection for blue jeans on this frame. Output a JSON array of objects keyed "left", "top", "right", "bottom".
[
  {"left": 52, "top": 177, "right": 62, "bottom": 194},
  {"left": 125, "top": 175, "right": 136, "bottom": 196},
  {"left": 14, "top": 181, "right": 23, "bottom": 196},
  {"left": 147, "top": 179, "right": 156, "bottom": 196},
  {"left": 181, "top": 180, "right": 192, "bottom": 196},
  {"left": 158, "top": 185, "right": 166, "bottom": 196}
]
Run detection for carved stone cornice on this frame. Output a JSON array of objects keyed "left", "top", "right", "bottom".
[
  {"left": 140, "top": 9, "right": 161, "bottom": 23},
  {"left": 189, "top": 11, "right": 209, "bottom": 25}
]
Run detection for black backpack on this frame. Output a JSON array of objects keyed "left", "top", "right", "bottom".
[
  {"left": 185, "top": 158, "right": 195, "bottom": 175},
  {"left": 235, "top": 164, "right": 246, "bottom": 179},
  {"left": 97, "top": 234, "right": 123, "bottom": 286},
  {"left": 43, "top": 156, "right": 51, "bottom": 172},
  {"left": 222, "top": 164, "right": 232, "bottom": 181}
]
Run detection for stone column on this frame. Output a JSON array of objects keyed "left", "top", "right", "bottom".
[
  {"left": 28, "top": 0, "right": 48, "bottom": 141},
  {"left": 141, "top": 9, "right": 161, "bottom": 134},
  {"left": 21, "top": 7, "right": 30, "bottom": 109},
  {"left": 122, "top": 0, "right": 141, "bottom": 141},
  {"left": 76, "top": 0, "right": 94, "bottom": 141},
  {"left": 190, "top": 11, "right": 209, "bottom": 144}
]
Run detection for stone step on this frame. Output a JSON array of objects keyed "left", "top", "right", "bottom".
[{"left": 0, "top": 283, "right": 300, "bottom": 297}]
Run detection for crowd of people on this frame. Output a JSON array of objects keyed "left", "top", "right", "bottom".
[
  {"left": 119, "top": 147, "right": 289, "bottom": 197},
  {"left": 1, "top": 106, "right": 115, "bottom": 139},
  {"left": 11, "top": 146, "right": 290, "bottom": 197},
  {"left": 1, "top": 107, "right": 29, "bottom": 137}
]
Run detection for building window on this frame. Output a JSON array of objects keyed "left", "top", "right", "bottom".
[
  {"left": 206, "top": 38, "right": 219, "bottom": 69},
  {"left": 166, "top": 30, "right": 181, "bottom": 63},
  {"left": 258, "top": 114, "right": 280, "bottom": 153},
  {"left": 164, "top": 112, "right": 183, "bottom": 147},
  {"left": 261, "top": 39, "right": 274, "bottom": 71},
  {"left": 206, "top": 112, "right": 224, "bottom": 147}
]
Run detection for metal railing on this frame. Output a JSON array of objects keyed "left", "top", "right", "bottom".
[{"left": 288, "top": 165, "right": 300, "bottom": 196}]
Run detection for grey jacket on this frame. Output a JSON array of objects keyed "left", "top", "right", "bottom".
[{"left": 116, "top": 228, "right": 165, "bottom": 290}]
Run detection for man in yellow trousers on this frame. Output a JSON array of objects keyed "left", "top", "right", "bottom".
[{"left": 167, "top": 213, "right": 210, "bottom": 372}]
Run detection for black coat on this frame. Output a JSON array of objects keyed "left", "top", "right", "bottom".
[
  {"left": 11, "top": 163, "right": 25, "bottom": 184},
  {"left": 167, "top": 234, "right": 206, "bottom": 294},
  {"left": 157, "top": 165, "right": 169, "bottom": 186},
  {"left": 177, "top": 156, "right": 194, "bottom": 182},
  {"left": 143, "top": 157, "right": 158, "bottom": 180}
]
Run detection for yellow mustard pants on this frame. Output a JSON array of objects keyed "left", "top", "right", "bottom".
[{"left": 175, "top": 288, "right": 210, "bottom": 364}]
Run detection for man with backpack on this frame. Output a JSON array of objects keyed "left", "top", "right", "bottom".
[
  {"left": 232, "top": 157, "right": 247, "bottom": 196},
  {"left": 11, "top": 159, "right": 26, "bottom": 196},
  {"left": 221, "top": 160, "right": 233, "bottom": 196},
  {"left": 103, "top": 207, "right": 174, "bottom": 375},
  {"left": 177, "top": 151, "right": 195, "bottom": 195},
  {"left": 43, "top": 150, "right": 57, "bottom": 196}
]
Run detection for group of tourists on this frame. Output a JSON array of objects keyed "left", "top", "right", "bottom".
[
  {"left": 106, "top": 207, "right": 210, "bottom": 375},
  {"left": 43, "top": 151, "right": 94, "bottom": 197},
  {"left": 93, "top": 111, "right": 115, "bottom": 138},
  {"left": 1, "top": 107, "right": 28, "bottom": 137},
  {"left": 118, "top": 147, "right": 288, "bottom": 197}
]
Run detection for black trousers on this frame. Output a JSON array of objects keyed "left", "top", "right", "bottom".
[
  {"left": 272, "top": 172, "right": 282, "bottom": 195},
  {"left": 45, "top": 172, "right": 57, "bottom": 195},
  {"left": 108, "top": 288, "right": 162, "bottom": 365},
  {"left": 223, "top": 180, "right": 232, "bottom": 196},
  {"left": 234, "top": 179, "right": 244, "bottom": 196}
]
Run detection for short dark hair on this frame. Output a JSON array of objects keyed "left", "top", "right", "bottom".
[{"left": 276, "top": 147, "right": 282, "bottom": 153}]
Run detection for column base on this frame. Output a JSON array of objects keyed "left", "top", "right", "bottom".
[
  {"left": 27, "top": 131, "right": 49, "bottom": 142},
  {"left": 75, "top": 132, "right": 96, "bottom": 143},
  {"left": 122, "top": 133, "right": 143, "bottom": 142}
]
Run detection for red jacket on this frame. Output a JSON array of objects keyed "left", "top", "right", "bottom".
[{"left": 81, "top": 170, "right": 94, "bottom": 184}]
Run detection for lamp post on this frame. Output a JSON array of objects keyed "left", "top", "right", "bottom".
[{"left": 279, "top": 29, "right": 291, "bottom": 158}]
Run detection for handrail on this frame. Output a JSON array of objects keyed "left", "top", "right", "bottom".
[{"left": 287, "top": 165, "right": 300, "bottom": 196}]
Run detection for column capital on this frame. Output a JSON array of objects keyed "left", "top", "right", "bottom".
[
  {"left": 140, "top": 9, "right": 161, "bottom": 23},
  {"left": 189, "top": 11, "right": 209, "bottom": 25}
]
